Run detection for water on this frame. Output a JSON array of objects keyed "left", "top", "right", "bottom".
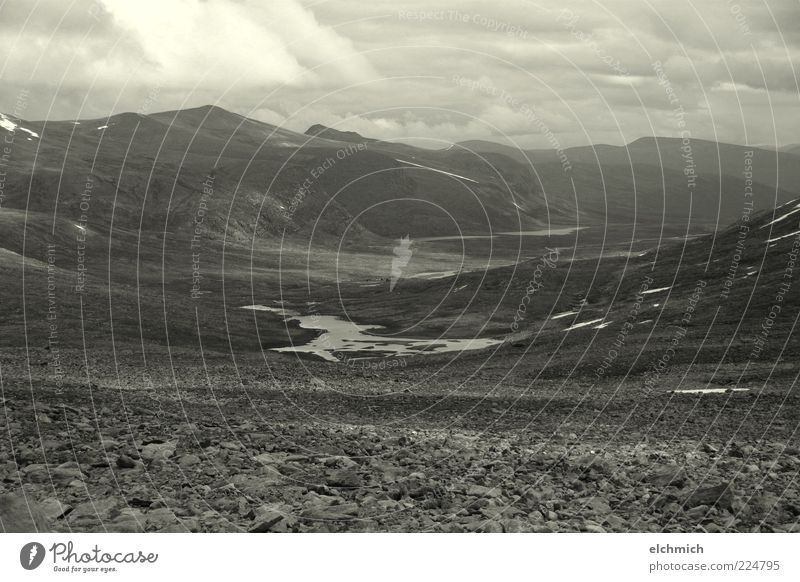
[
  {"left": 242, "top": 306, "right": 502, "bottom": 362},
  {"left": 418, "top": 226, "right": 586, "bottom": 242}
]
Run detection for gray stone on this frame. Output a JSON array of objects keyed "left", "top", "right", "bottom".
[
  {"left": 39, "top": 498, "right": 72, "bottom": 521},
  {"left": 645, "top": 465, "right": 687, "bottom": 488},
  {"left": 140, "top": 441, "right": 177, "bottom": 462},
  {"left": 0, "top": 494, "right": 50, "bottom": 532},
  {"left": 685, "top": 484, "right": 734, "bottom": 511}
]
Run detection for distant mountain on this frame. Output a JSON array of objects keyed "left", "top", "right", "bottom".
[
  {"left": 1, "top": 103, "right": 798, "bottom": 259},
  {"left": 305, "top": 124, "right": 377, "bottom": 144},
  {"left": 459, "top": 136, "right": 800, "bottom": 227},
  {"left": 0, "top": 105, "right": 558, "bottom": 262}
]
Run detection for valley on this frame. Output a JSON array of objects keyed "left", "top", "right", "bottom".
[{"left": 1, "top": 106, "right": 799, "bottom": 533}]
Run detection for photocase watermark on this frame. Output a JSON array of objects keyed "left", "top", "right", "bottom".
[
  {"left": 652, "top": 61, "right": 696, "bottom": 193},
  {"left": 557, "top": 9, "right": 629, "bottom": 76},
  {"left": 453, "top": 75, "right": 573, "bottom": 173},
  {"left": 594, "top": 274, "right": 653, "bottom": 379},
  {"left": 510, "top": 247, "right": 560, "bottom": 332},
  {"left": 74, "top": 175, "right": 94, "bottom": 294},
  {"left": 641, "top": 280, "right": 706, "bottom": 394},
  {"left": 190, "top": 173, "right": 215, "bottom": 299},
  {"left": 45, "top": 243, "right": 64, "bottom": 393},
  {"left": 0, "top": 88, "right": 31, "bottom": 209},
  {"left": 398, "top": 9, "right": 529, "bottom": 39},
  {"left": 280, "top": 142, "right": 367, "bottom": 225},
  {"left": 20, "top": 542, "right": 46, "bottom": 570},
  {"left": 137, "top": 82, "right": 162, "bottom": 116},
  {"left": 726, "top": 0, "right": 752, "bottom": 36},
  {"left": 720, "top": 151, "right": 754, "bottom": 299},
  {"left": 34, "top": 540, "right": 159, "bottom": 574},
  {"left": 750, "top": 226, "right": 800, "bottom": 358},
  {"left": 390, "top": 235, "right": 413, "bottom": 291},
  {"left": 141, "top": 371, "right": 164, "bottom": 418}
]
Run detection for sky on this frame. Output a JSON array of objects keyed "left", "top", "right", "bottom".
[{"left": 0, "top": 0, "right": 798, "bottom": 148}]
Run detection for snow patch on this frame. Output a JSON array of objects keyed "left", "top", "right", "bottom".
[
  {"left": 0, "top": 114, "right": 18, "bottom": 132},
  {"left": 564, "top": 318, "right": 604, "bottom": 331},
  {"left": 0, "top": 113, "right": 39, "bottom": 138},
  {"left": 396, "top": 159, "right": 478, "bottom": 183},
  {"left": 760, "top": 203, "right": 800, "bottom": 229},
  {"left": 767, "top": 230, "right": 800, "bottom": 244},
  {"left": 673, "top": 388, "right": 749, "bottom": 394},
  {"left": 551, "top": 311, "right": 578, "bottom": 320}
]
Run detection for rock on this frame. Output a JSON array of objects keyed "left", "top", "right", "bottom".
[
  {"left": 21, "top": 463, "right": 50, "bottom": 483},
  {"left": 326, "top": 467, "right": 361, "bottom": 488},
  {"left": 527, "top": 509, "right": 545, "bottom": 522},
  {"left": 231, "top": 472, "right": 283, "bottom": 496},
  {"left": 39, "top": 498, "right": 72, "bottom": 521},
  {"left": 116, "top": 454, "right": 139, "bottom": 469},
  {"left": 583, "top": 521, "right": 606, "bottom": 533},
  {"left": 685, "top": 504, "right": 710, "bottom": 520},
  {"left": 254, "top": 452, "right": 286, "bottom": 465},
  {"left": 111, "top": 515, "right": 145, "bottom": 533},
  {"left": 100, "top": 437, "right": 121, "bottom": 449},
  {"left": 700, "top": 443, "right": 719, "bottom": 454},
  {"left": 52, "top": 462, "right": 86, "bottom": 484},
  {"left": 301, "top": 502, "right": 359, "bottom": 521},
  {"left": 248, "top": 504, "right": 295, "bottom": 533},
  {"left": 575, "top": 454, "right": 613, "bottom": 475},
  {"left": 501, "top": 519, "right": 529, "bottom": 532},
  {"left": 140, "top": 441, "right": 177, "bottom": 462},
  {"left": 685, "top": 484, "right": 734, "bottom": 511},
  {"left": 145, "top": 508, "right": 181, "bottom": 530},
  {"left": 178, "top": 454, "right": 202, "bottom": 469},
  {"left": 0, "top": 494, "right": 50, "bottom": 532},
  {"left": 603, "top": 514, "right": 627, "bottom": 530},
  {"left": 465, "top": 484, "right": 502, "bottom": 498},
  {"left": 645, "top": 465, "right": 687, "bottom": 488},
  {"left": 582, "top": 496, "right": 611, "bottom": 514},
  {"left": 69, "top": 498, "right": 118, "bottom": 522}
]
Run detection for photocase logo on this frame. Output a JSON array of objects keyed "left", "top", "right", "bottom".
[
  {"left": 20, "top": 542, "right": 46, "bottom": 570},
  {"left": 389, "top": 235, "right": 413, "bottom": 291}
]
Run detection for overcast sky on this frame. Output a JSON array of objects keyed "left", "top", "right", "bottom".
[{"left": 1, "top": 0, "right": 798, "bottom": 148}]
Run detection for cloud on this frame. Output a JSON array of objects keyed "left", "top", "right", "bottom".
[
  {"left": 0, "top": 0, "right": 377, "bottom": 118},
  {"left": 0, "top": 0, "right": 797, "bottom": 147}
]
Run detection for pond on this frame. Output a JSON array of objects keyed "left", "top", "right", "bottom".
[{"left": 242, "top": 305, "right": 502, "bottom": 362}]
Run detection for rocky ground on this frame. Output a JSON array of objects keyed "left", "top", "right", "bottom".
[{"left": 2, "top": 363, "right": 798, "bottom": 533}]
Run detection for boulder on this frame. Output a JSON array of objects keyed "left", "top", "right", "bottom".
[
  {"left": 140, "top": 440, "right": 177, "bottom": 462},
  {"left": 645, "top": 465, "right": 687, "bottom": 488},
  {"left": 685, "top": 484, "right": 734, "bottom": 511},
  {"left": 0, "top": 494, "right": 50, "bottom": 532}
]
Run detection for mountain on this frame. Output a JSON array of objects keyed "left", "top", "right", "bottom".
[
  {"left": 1, "top": 104, "right": 798, "bottom": 257},
  {"left": 458, "top": 136, "right": 800, "bottom": 228},
  {"left": 304, "top": 124, "right": 377, "bottom": 144}
]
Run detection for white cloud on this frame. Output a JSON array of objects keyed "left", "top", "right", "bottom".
[{"left": 101, "top": 0, "right": 376, "bottom": 88}]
